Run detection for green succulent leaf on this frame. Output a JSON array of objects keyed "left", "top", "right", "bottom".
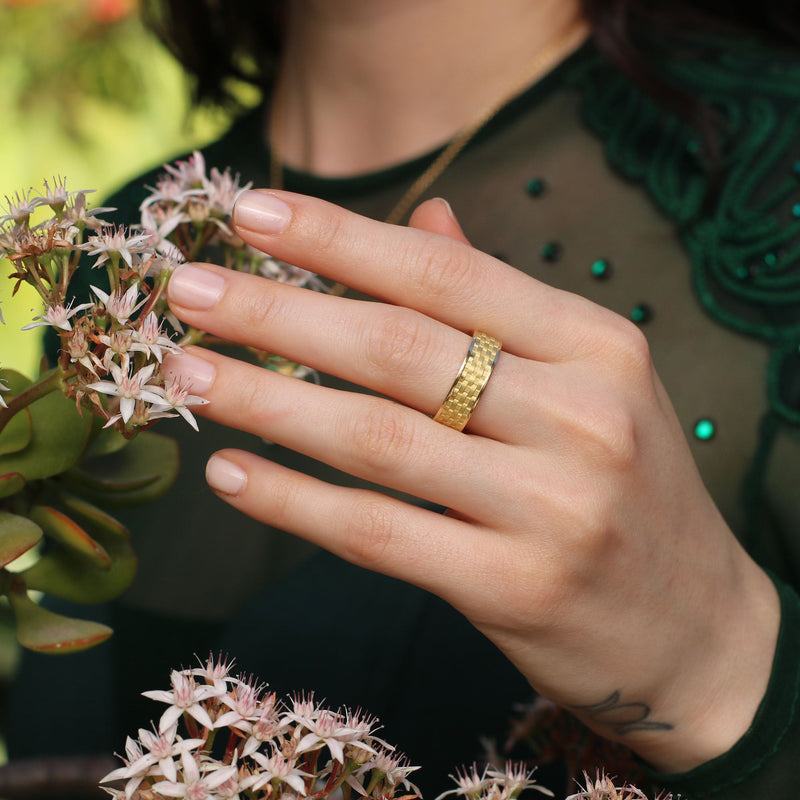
[
  {"left": 8, "top": 585, "right": 113, "bottom": 654},
  {"left": 0, "top": 511, "right": 43, "bottom": 568},
  {"left": 48, "top": 489, "right": 130, "bottom": 541},
  {"left": 28, "top": 505, "right": 110, "bottom": 568},
  {"left": 0, "top": 472, "right": 26, "bottom": 500},
  {"left": 22, "top": 518, "right": 137, "bottom": 604},
  {"left": 0, "top": 369, "right": 92, "bottom": 481},
  {"left": 62, "top": 431, "right": 179, "bottom": 507},
  {"left": 0, "top": 407, "right": 32, "bottom": 456},
  {"left": 82, "top": 416, "right": 129, "bottom": 460}
]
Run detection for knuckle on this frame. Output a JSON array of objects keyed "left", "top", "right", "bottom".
[
  {"left": 606, "top": 316, "right": 653, "bottom": 373},
  {"left": 349, "top": 402, "right": 415, "bottom": 475},
  {"left": 305, "top": 208, "right": 348, "bottom": 258},
  {"left": 362, "top": 310, "right": 432, "bottom": 377},
  {"left": 342, "top": 499, "right": 395, "bottom": 566},
  {"left": 407, "top": 237, "right": 480, "bottom": 301},
  {"left": 238, "top": 279, "right": 283, "bottom": 328}
]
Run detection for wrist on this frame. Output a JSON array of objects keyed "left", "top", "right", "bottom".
[{"left": 632, "top": 557, "right": 780, "bottom": 773}]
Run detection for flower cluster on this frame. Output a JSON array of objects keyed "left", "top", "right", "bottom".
[
  {"left": 0, "top": 152, "right": 322, "bottom": 434},
  {"left": 565, "top": 772, "right": 675, "bottom": 800},
  {"left": 101, "top": 654, "right": 423, "bottom": 800}
]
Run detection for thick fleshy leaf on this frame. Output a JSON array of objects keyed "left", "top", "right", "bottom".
[
  {"left": 0, "top": 511, "right": 43, "bottom": 568},
  {"left": 0, "top": 407, "right": 32, "bottom": 457},
  {"left": 63, "top": 431, "right": 179, "bottom": 507},
  {"left": 49, "top": 489, "right": 130, "bottom": 541},
  {"left": 22, "top": 519, "right": 137, "bottom": 604},
  {"left": 28, "top": 505, "right": 110, "bottom": 568},
  {"left": 0, "top": 472, "right": 26, "bottom": 499},
  {"left": 8, "top": 585, "right": 112, "bottom": 653},
  {"left": 83, "top": 416, "right": 129, "bottom": 459},
  {"left": 0, "top": 369, "right": 92, "bottom": 481}
]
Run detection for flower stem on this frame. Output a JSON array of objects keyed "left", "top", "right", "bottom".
[{"left": 0, "top": 368, "right": 67, "bottom": 436}]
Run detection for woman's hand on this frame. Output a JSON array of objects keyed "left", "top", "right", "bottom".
[{"left": 163, "top": 189, "right": 780, "bottom": 773}]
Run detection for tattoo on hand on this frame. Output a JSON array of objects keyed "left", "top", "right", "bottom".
[{"left": 569, "top": 690, "right": 674, "bottom": 736}]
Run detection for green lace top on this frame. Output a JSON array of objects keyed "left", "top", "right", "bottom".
[{"left": 48, "top": 33, "right": 800, "bottom": 800}]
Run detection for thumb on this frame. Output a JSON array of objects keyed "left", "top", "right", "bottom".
[{"left": 407, "top": 197, "right": 471, "bottom": 244}]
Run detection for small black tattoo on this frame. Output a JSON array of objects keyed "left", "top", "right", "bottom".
[{"left": 569, "top": 690, "right": 674, "bottom": 736}]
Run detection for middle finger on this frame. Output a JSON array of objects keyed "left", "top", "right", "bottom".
[{"left": 167, "top": 262, "right": 535, "bottom": 440}]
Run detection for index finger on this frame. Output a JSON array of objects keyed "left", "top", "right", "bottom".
[{"left": 232, "top": 189, "right": 617, "bottom": 362}]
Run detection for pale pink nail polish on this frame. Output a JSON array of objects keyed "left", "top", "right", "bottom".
[
  {"left": 206, "top": 456, "right": 247, "bottom": 496},
  {"left": 163, "top": 352, "right": 216, "bottom": 395},
  {"left": 233, "top": 190, "right": 292, "bottom": 233},
  {"left": 169, "top": 264, "right": 226, "bottom": 310}
]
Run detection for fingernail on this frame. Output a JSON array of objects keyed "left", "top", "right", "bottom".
[
  {"left": 233, "top": 190, "right": 292, "bottom": 234},
  {"left": 169, "top": 264, "right": 226, "bottom": 310},
  {"left": 163, "top": 352, "right": 216, "bottom": 395},
  {"left": 206, "top": 455, "right": 247, "bottom": 496},
  {"left": 433, "top": 197, "right": 456, "bottom": 221}
]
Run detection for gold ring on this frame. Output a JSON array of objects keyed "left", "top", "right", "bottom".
[{"left": 433, "top": 331, "right": 502, "bottom": 431}]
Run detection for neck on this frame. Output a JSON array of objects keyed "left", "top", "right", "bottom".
[{"left": 271, "top": 0, "right": 588, "bottom": 176}]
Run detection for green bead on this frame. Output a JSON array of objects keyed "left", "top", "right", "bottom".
[
  {"left": 630, "top": 303, "right": 653, "bottom": 324},
  {"left": 693, "top": 418, "right": 717, "bottom": 441},
  {"left": 591, "top": 259, "right": 612, "bottom": 280},
  {"left": 764, "top": 252, "right": 778, "bottom": 267},
  {"left": 792, "top": 203, "right": 800, "bottom": 218},
  {"left": 526, "top": 178, "right": 547, "bottom": 197},
  {"left": 540, "top": 241, "right": 562, "bottom": 262}
]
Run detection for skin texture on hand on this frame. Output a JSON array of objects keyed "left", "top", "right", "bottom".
[{"left": 163, "top": 189, "right": 780, "bottom": 774}]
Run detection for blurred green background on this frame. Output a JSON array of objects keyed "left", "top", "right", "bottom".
[
  {"left": 0, "top": 0, "right": 240, "bottom": 378},
  {"left": 0, "top": 0, "right": 252, "bottom": 761}
]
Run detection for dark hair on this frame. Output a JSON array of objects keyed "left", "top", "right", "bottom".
[{"left": 142, "top": 0, "right": 800, "bottom": 128}]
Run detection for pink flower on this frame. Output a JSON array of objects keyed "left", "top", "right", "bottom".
[
  {"left": 148, "top": 375, "right": 209, "bottom": 431},
  {"left": 151, "top": 748, "right": 237, "bottom": 800},
  {"left": 86, "top": 361, "right": 163, "bottom": 424},
  {"left": 81, "top": 225, "right": 150, "bottom": 269},
  {"left": 141, "top": 669, "right": 220, "bottom": 733},
  {"left": 242, "top": 749, "right": 312, "bottom": 796},
  {"left": 21, "top": 300, "right": 93, "bottom": 331},
  {"left": 91, "top": 284, "right": 146, "bottom": 324}
]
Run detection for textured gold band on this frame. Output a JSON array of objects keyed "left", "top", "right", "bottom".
[{"left": 433, "top": 331, "right": 502, "bottom": 431}]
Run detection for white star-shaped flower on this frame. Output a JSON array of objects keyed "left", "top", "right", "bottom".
[{"left": 86, "top": 361, "right": 163, "bottom": 424}]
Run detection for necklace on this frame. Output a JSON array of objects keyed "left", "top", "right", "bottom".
[{"left": 269, "top": 16, "right": 590, "bottom": 293}]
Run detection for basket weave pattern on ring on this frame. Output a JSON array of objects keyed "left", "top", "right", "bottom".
[{"left": 433, "top": 332, "right": 502, "bottom": 431}]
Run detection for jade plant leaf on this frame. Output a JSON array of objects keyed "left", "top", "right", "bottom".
[
  {"left": 8, "top": 584, "right": 112, "bottom": 653},
  {"left": 0, "top": 407, "right": 32, "bottom": 457},
  {"left": 28, "top": 505, "right": 110, "bottom": 568},
  {"left": 22, "top": 518, "right": 137, "bottom": 604},
  {"left": 62, "top": 431, "right": 179, "bottom": 507},
  {"left": 49, "top": 489, "right": 130, "bottom": 541},
  {"left": 82, "top": 416, "right": 129, "bottom": 460},
  {"left": 0, "top": 369, "right": 93, "bottom": 481},
  {"left": 0, "top": 511, "right": 43, "bottom": 568},
  {"left": 0, "top": 472, "right": 26, "bottom": 500}
]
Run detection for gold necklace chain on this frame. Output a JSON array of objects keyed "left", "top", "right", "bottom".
[{"left": 270, "top": 17, "right": 589, "bottom": 294}]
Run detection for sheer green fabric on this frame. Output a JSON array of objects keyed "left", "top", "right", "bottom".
[{"left": 57, "top": 34, "right": 800, "bottom": 798}]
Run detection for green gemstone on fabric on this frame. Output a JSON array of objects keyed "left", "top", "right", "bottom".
[
  {"left": 540, "top": 241, "right": 562, "bottom": 262},
  {"left": 630, "top": 303, "right": 653, "bottom": 324},
  {"left": 792, "top": 203, "right": 800, "bottom": 218},
  {"left": 526, "top": 178, "right": 547, "bottom": 197},
  {"left": 591, "top": 259, "right": 612, "bottom": 279},
  {"left": 693, "top": 418, "right": 717, "bottom": 441},
  {"left": 764, "top": 252, "right": 778, "bottom": 267}
]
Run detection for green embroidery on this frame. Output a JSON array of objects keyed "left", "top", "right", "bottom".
[{"left": 568, "top": 38, "right": 800, "bottom": 426}]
